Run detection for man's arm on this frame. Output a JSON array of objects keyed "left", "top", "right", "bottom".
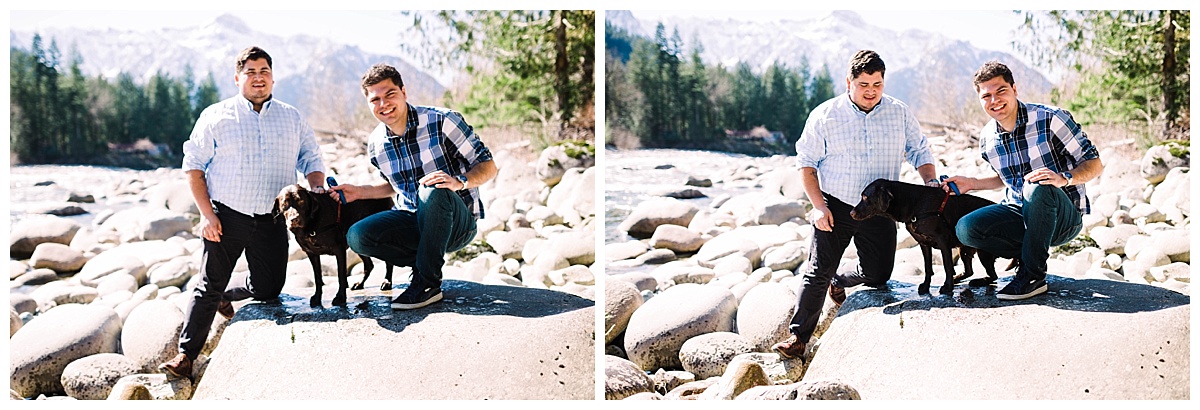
[
  {"left": 916, "top": 163, "right": 938, "bottom": 186},
  {"left": 329, "top": 181, "right": 396, "bottom": 203},
  {"left": 187, "top": 170, "right": 222, "bottom": 242},
  {"left": 1023, "top": 157, "right": 1103, "bottom": 188},
  {"left": 800, "top": 167, "right": 834, "bottom": 232},
  {"left": 304, "top": 171, "right": 327, "bottom": 193},
  {"left": 942, "top": 174, "right": 1006, "bottom": 194}
]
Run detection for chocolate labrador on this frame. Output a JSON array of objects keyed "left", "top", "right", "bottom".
[
  {"left": 274, "top": 184, "right": 395, "bottom": 307},
  {"left": 850, "top": 179, "right": 1005, "bottom": 295}
]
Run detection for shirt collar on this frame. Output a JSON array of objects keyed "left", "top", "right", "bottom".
[
  {"left": 993, "top": 100, "right": 1028, "bottom": 134},
  {"left": 844, "top": 92, "right": 878, "bottom": 115},
  {"left": 236, "top": 93, "right": 273, "bottom": 113},
  {"left": 384, "top": 103, "right": 419, "bottom": 138}
]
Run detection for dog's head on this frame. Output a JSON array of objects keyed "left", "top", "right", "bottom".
[
  {"left": 851, "top": 179, "right": 892, "bottom": 221},
  {"left": 274, "top": 184, "right": 321, "bottom": 231}
]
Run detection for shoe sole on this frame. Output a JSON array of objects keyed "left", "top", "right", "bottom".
[
  {"left": 158, "top": 363, "right": 188, "bottom": 378},
  {"left": 773, "top": 346, "right": 799, "bottom": 360},
  {"left": 391, "top": 292, "right": 443, "bottom": 310},
  {"left": 996, "top": 283, "right": 1048, "bottom": 301}
]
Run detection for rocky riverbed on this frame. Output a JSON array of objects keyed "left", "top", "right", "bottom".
[
  {"left": 603, "top": 132, "right": 1190, "bottom": 400},
  {"left": 9, "top": 137, "right": 598, "bottom": 400}
]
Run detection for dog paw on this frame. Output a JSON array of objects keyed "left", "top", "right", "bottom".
[
  {"left": 952, "top": 274, "right": 973, "bottom": 284},
  {"left": 380, "top": 281, "right": 392, "bottom": 291},
  {"left": 917, "top": 284, "right": 931, "bottom": 295},
  {"left": 350, "top": 282, "right": 365, "bottom": 291},
  {"left": 309, "top": 296, "right": 323, "bottom": 308},
  {"left": 332, "top": 294, "right": 347, "bottom": 307},
  {"left": 939, "top": 285, "right": 955, "bottom": 295},
  {"left": 968, "top": 278, "right": 996, "bottom": 287}
]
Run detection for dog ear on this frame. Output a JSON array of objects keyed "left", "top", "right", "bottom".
[{"left": 877, "top": 186, "right": 893, "bottom": 210}]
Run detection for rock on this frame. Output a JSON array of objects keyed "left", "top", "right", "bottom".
[
  {"left": 624, "top": 284, "right": 738, "bottom": 371},
  {"left": 95, "top": 207, "right": 193, "bottom": 242},
  {"left": 803, "top": 279, "right": 1190, "bottom": 399},
  {"left": 548, "top": 230, "right": 596, "bottom": 265},
  {"left": 735, "top": 283, "right": 798, "bottom": 351},
  {"left": 701, "top": 359, "right": 770, "bottom": 400},
  {"left": 652, "top": 187, "right": 707, "bottom": 199},
  {"left": 736, "top": 379, "right": 862, "bottom": 400},
  {"left": 10, "top": 307, "right": 22, "bottom": 337},
  {"left": 96, "top": 273, "right": 139, "bottom": 296},
  {"left": 1135, "top": 247, "right": 1172, "bottom": 268},
  {"left": 33, "top": 203, "right": 88, "bottom": 216},
  {"left": 605, "top": 355, "right": 654, "bottom": 400},
  {"left": 191, "top": 281, "right": 594, "bottom": 399},
  {"left": 548, "top": 265, "right": 594, "bottom": 286},
  {"left": 120, "top": 300, "right": 185, "bottom": 372},
  {"left": 1128, "top": 203, "right": 1166, "bottom": 224},
  {"left": 651, "top": 368, "right": 696, "bottom": 395},
  {"left": 10, "top": 293, "right": 40, "bottom": 315},
  {"left": 10, "top": 304, "right": 122, "bottom": 397},
  {"left": 648, "top": 224, "right": 706, "bottom": 253},
  {"left": 607, "top": 241, "right": 650, "bottom": 262},
  {"left": 618, "top": 198, "right": 700, "bottom": 239},
  {"left": 29, "top": 243, "right": 88, "bottom": 273},
  {"left": 11, "top": 259, "right": 30, "bottom": 279},
  {"left": 1149, "top": 167, "right": 1189, "bottom": 224},
  {"left": 60, "top": 353, "right": 140, "bottom": 400},
  {"left": 651, "top": 263, "right": 715, "bottom": 286},
  {"left": 525, "top": 205, "right": 563, "bottom": 227},
  {"left": 713, "top": 256, "right": 753, "bottom": 277},
  {"left": 728, "top": 352, "right": 806, "bottom": 385},
  {"left": 29, "top": 281, "right": 100, "bottom": 307},
  {"left": 1148, "top": 230, "right": 1190, "bottom": 263},
  {"left": 67, "top": 192, "right": 96, "bottom": 203},
  {"left": 535, "top": 143, "right": 595, "bottom": 187},
  {"left": 107, "top": 373, "right": 194, "bottom": 400},
  {"left": 664, "top": 378, "right": 718, "bottom": 400},
  {"left": 147, "top": 257, "right": 195, "bottom": 289},
  {"left": 1092, "top": 193, "right": 1121, "bottom": 218},
  {"left": 1140, "top": 142, "right": 1189, "bottom": 184},
  {"left": 694, "top": 235, "right": 762, "bottom": 269},
  {"left": 1090, "top": 225, "right": 1141, "bottom": 255},
  {"left": 609, "top": 272, "right": 658, "bottom": 293},
  {"left": 624, "top": 392, "right": 663, "bottom": 399},
  {"left": 1148, "top": 262, "right": 1190, "bottom": 283},
  {"left": 485, "top": 228, "right": 537, "bottom": 260},
  {"left": 11, "top": 268, "right": 60, "bottom": 287},
  {"left": 761, "top": 241, "right": 808, "bottom": 272},
  {"left": 10, "top": 216, "right": 82, "bottom": 259},
  {"left": 678, "top": 332, "right": 756, "bottom": 379},
  {"left": 140, "top": 180, "right": 198, "bottom": 215},
  {"left": 753, "top": 198, "right": 807, "bottom": 226},
  {"left": 605, "top": 277, "right": 644, "bottom": 344},
  {"left": 75, "top": 251, "right": 148, "bottom": 287}
]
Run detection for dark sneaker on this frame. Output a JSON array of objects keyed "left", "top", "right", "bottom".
[
  {"left": 828, "top": 284, "right": 846, "bottom": 306},
  {"left": 391, "top": 285, "right": 443, "bottom": 310},
  {"left": 771, "top": 334, "right": 806, "bottom": 360},
  {"left": 997, "top": 276, "right": 1047, "bottom": 301},
  {"left": 217, "top": 299, "right": 234, "bottom": 320},
  {"left": 158, "top": 353, "right": 192, "bottom": 379}
]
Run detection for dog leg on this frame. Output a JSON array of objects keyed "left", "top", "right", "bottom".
[
  {"left": 938, "top": 246, "right": 956, "bottom": 296},
  {"left": 309, "top": 255, "right": 324, "bottom": 308},
  {"left": 953, "top": 248, "right": 976, "bottom": 284},
  {"left": 333, "top": 252, "right": 348, "bottom": 307},
  {"left": 969, "top": 251, "right": 1000, "bottom": 287},
  {"left": 919, "top": 244, "right": 933, "bottom": 295},
  {"left": 352, "top": 257, "right": 372, "bottom": 291},
  {"left": 381, "top": 262, "right": 393, "bottom": 291}
]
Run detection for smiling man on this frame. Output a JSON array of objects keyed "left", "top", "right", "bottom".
[
  {"left": 329, "top": 63, "right": 497, "bottom": 310},
  {"left": 161, "top": 46, "right": 327, "bottom": 378},
  {"left": 943, "top": 61, "right": 1102, "bottom": 301},
  {"left": 773, "top": 50, "right": 939, "bottom": 360}
]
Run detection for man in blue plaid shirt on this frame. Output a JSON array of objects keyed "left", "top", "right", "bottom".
[
  {"left": 330, "top": 63, "right": 497, "bottom": 310},
  {"left": 773, "top": 50, "right": 941, "bottom": 360},
  {"left": 943, "top": 61, "right": 1103, "bottom": 301}
]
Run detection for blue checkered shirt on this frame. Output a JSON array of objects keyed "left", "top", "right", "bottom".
[
  {"left": 368, "top": 104, "right": 493, "bottom": 219},
  {"left": 979, "top": 101, "right": 1099, "bottom": 214},
  {"left": 795, "top": 93, "right": 934, "bottom": 206},
  {"left": 182, "top": 95, "right": 325, "bottom": 216}
]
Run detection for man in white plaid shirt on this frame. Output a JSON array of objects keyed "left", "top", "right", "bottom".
[
  {"left": 331, "top": 63, "right": 497, "bottom": 310},
  {"left": 162, "top": 46, "right": 327, "bottom": 378},
  {"left": 774, "top": 50, "right": 940, "bottom": 360}
]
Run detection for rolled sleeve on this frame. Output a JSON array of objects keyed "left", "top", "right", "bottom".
[
  {"left": 794, "top": 118, "right": 824, "bottom": 169},
  {"left": 443, "top": 110, "right": 492, "bottom": 166},
  {"left": 181, "top": 110, "right": 215, "bottom": 172},
  {"left": 1052, "top": 109, "right": 1100, "bottom": 163},
  {"left": 294, "top": 119, "right": 325, "bottom": 176},
  {"left": 903, "top": 110, "right": 934, "bottom": 169}
]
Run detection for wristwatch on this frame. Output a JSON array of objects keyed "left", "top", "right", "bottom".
[
  {"left": 456, "top": 174, "right": 469, "bottom": 191},
  {"left": 1061, "top": 171, "right": 1074, "bottom": 186}
]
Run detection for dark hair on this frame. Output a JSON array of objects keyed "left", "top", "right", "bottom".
[
  {"left": 973, "top": 61, "right": 1015, "bottom": 90},
  {"left": 848, "top": 50, "right": 886, "bottom": 79},
  {"left": 235, "top": 46, "right": 272, "bottom": 72},
  {"left": 361, "top": 63, "right": 405, "bottom": 95}
]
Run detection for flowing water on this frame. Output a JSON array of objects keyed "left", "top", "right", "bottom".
[{"left": 8, "top": 164, "right": 173, "bottom": 227}]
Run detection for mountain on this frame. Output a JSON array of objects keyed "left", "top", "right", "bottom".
[
  {"left": 9, "top": 14, "right": 446, "bottom": 132},
  {"left": 609, "top": 10, "right": 1052, "bottom": 122}
]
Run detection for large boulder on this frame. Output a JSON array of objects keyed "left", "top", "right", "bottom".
[
  {"left": 623, "top": 284, "right": 738, "bottom": 371},
  {"left": 120, "top": 300, "right": 185, "bottom": 372},
  {"left": 10, "top": 216, "right": 82, "bottom": 259},
  {"left": 803, "top": 278, "right": 1190, "bottom": 399},
  {"left": 605, "top": 355, "right": 654, "bottom": 400},
  {"left": 605, "top": 276, "right": 644, "bottom": 344},
  {"left": 1140, "top": 142, "right": 1189, "bottom": 184},
  {"left": 648, "top": 224, "right": 706, "bottom": 254},
  {"left": 10, "top": 304, "right": 122, "bottom": 397},
  {"left": 678, "top": 332, "right": 756, "bottom": 379},
  {"left": 192, "top": 280, "right": 594, "bottom": 399},
  {"left": 60, "top": 353, "right": 140, "bottom": 400},
  {"left": 735, "top": 282, "right": 798, "bottom": 351},
  {"left": 75, "top": 251, "right": 148, "bottom": 287},
  {"left": 29, "top": 242, "right": 89, "bottom": 273},
  {"left": 736, "top": 379, "right": 861, "bottom": 400},
  {"left": 535, "top": 142, "right": 595, "bottom": 187},
  {"left": 618, "top": 198, "right": 700, "bottom": 239},
  {"left": 95, "top": 207, "right": 193, "bottom": 242}
]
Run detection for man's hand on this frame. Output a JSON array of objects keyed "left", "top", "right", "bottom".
[
  {"left": 195, "top": 212, "right": 223, "bottom": 242},
  {"left": 419, "top": 170, "right": 465, "bottom": 191},
  {"left": 1023, "top": 167, "right": 1069, "bottom": 188},
  {"left": 328, "top": 184, "right": 359, "bottom": 203},
  {"left": 941, "top": 176, "right": 976, "bottom": 195},
  {"left": 808, "top": 205, "right": 834, "bottom": 232}
]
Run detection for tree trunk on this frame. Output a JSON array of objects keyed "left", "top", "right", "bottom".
[
  {"left": 1161, "top": 10, "right": 1177, "bottom": 134},
  {"left": 555, "top": 10, "right": 570, "bottom": 129}
]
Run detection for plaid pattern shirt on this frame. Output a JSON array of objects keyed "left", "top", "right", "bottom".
[
  {"left": 795, "top": 93, "right": 934, "bottom": 206},
  {"left": 979, "top": 101, "right": 1099, "bottom": 213},
  {"left": 368, "top": 104, "right": 493, "bottom": 219},
  {"left": 182, "top": 95, "right": 325, "bottom": 216}
]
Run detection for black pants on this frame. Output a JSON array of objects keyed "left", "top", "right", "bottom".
[
  {"left": 178, "top": 201, "right": 288, "bottom": 359},
  {"left": 787, "top": 192, "right": 897, "bottom": 341}
]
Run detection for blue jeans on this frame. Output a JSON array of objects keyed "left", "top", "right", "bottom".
[
  {"left": 956, "top": 184, "right": 1082, "bottom": 281},
  {"left": 347, "top": 186, "right": 477, "bottom": 290}
]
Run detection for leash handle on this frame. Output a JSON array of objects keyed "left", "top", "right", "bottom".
[
  {"left": 326, "top": 176, "right": 346, "bottom": 204},
  {"left": 939, "top": 175, "right": 960, "bottom": 196}
]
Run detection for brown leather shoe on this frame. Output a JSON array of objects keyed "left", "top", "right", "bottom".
[
  {"left": 158, "top": 353, "right": 192, "bottom": 379},
  {"left": 217, "top": 299, "right": 234, "bottom": 319},
  {"left": 829, "top": 284, "right": 846, "bottom": 306},
  {"left": 772, "top": 335, "right": 806, "bottom": 360}
]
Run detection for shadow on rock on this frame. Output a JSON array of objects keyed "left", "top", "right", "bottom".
[{"left": 838, "top": 275, "right": 1190, "bottom": 317}]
